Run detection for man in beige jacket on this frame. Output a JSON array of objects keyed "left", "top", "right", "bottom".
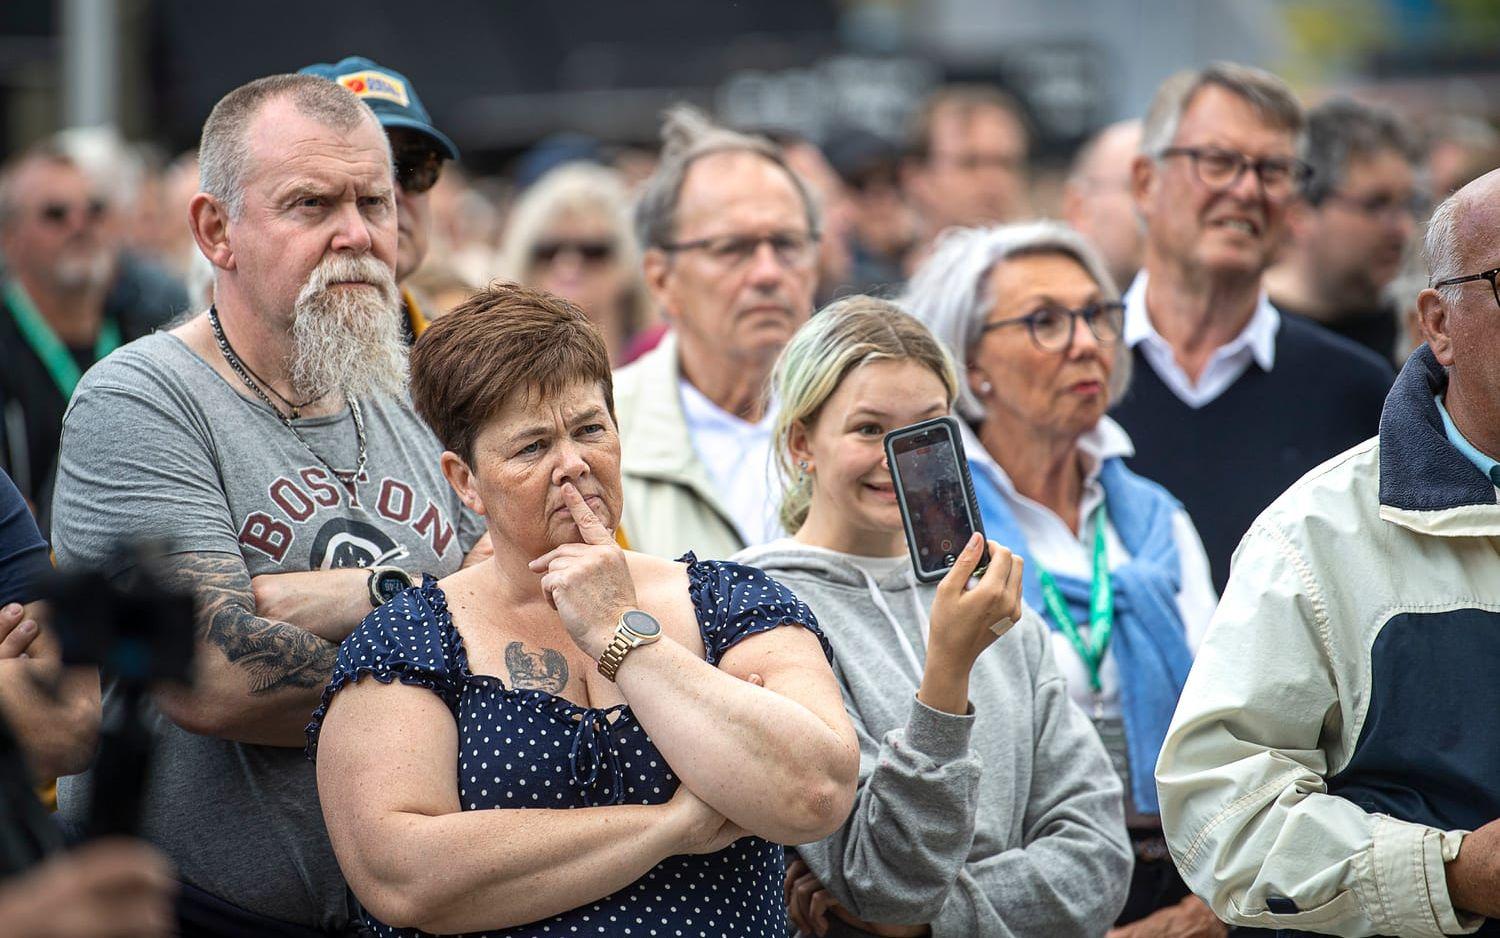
[{"left": 614, "top": 105, "right": 820, "bottom": 559}]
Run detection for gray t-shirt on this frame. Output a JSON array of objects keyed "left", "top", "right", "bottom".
[{"left": 53, "top": 332, "right": 484, "bottom": 929}]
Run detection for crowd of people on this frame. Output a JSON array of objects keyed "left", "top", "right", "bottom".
[{"left": 0, "top": 48, "right": 1498, "bottom": 938}]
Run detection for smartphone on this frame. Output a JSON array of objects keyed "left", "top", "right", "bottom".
[{"left": 884, "top": 416, "right": 990, "bottom": 583}]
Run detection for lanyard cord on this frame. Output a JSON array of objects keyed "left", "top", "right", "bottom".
[
  {"left": 5, "top": 281, "right": 120, "bottom": 400},
  {"left": 1036, "top": 509, "right": 1114, "bottom": 693}
]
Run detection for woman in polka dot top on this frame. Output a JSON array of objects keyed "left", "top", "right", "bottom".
[{"left": 305, "top": 285, "right": 859, "bottom": 937}]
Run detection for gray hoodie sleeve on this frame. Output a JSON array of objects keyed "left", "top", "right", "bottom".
[
  {"left": 930, "top": 646, "right": 1134, "bottom": 937},
  {"left": 795, "top": 681, "right": 984, "bottom": 926}
]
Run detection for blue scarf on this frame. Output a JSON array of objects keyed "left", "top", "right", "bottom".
[{"left": 971, "top": 454, "right": 1193, "bottom": 815}]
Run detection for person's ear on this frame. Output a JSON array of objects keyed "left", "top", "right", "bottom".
[
  {"left": 1417, "top": 287, "right": 1455, "bottom": 366},
  {"left": 792, "top": 420, "right": 816, "bottom": 471},
  {"left": 966, "top": 364, "right": 994, "bottom": 401},
  {"left": 1129, "top": 153, "right": 1156, "bottom": 218},
  {"left": 440, "top": 451, "right": 486, "bottom": 516},
  {"left": 189, "top": 193, "right": 235, "bottom": 272},
  {"left": 641, "top": 247, "right": 679, "bottom": 326}
]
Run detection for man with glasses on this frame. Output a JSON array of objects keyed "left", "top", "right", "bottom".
[
  {"left": 1266, "top": 98, "right": 1425, "bottom": 363},
  {"left": 300, "top": 56, "right": 457, "bottom": 343},
  {"left": 1110, "top": 63, "right": 1393, "bottom": 591},
  {"left": 0, "top": 142, "right": 169, "bottom": 532},
  {"left": 1158, "top": 168, "right": 1500, "bottom": 937},
  {"left": 614, "top": 105, "right": 821, "bottom": 558}
]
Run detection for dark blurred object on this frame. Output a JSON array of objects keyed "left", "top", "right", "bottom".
[
  {"left": 42, "top": 547, "right": 193, "bottom": 841},
  {"left": 823, "top": 127, "right": 913, "bottom": 295},
  {"left": 0, "top": 708, "right": 65, "bottom": 877},
  {"left": 513, "top": 133, "right": 606, "bottom": 190}
]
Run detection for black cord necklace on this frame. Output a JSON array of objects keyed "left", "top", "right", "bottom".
[{"left": 208, "top": 306, "right": 368, "bottom": 489}]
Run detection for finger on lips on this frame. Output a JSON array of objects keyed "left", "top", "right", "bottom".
[{"left": 561, "top": 482, "right": 613, "bottom": 546}]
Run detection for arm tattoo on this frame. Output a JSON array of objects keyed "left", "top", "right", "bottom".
[
  {"left": 159, "top": 553, "right": 338, "bottom": 695},
  {"left": 504, "top": 641, "right": 569, "bottom": 694}
]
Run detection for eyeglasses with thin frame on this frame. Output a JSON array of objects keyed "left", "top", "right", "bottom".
[
  {"left": 978, "top": 300, "right": 1126, "bottom": 353},
  {"left": 658, "top": 230, "right": 820, "bottom": 270},
  {"left": 394, "top": 149, "right": 444, "bottom": 195},
  {"left": 37, "top": 198, "right": 108, "bottom": 227},
  {"left": 1432, "top": 266, "right": 1500, "bottom": 310},
  {"left": 1159, "top": 146, "right": 1312, "bottom": 199}
]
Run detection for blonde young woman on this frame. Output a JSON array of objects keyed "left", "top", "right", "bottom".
[
  {"left": 494, "top": 162, "right": 656, "bottom": 362},
  {"left": 735, "top": 297, "right": 1131, "bottom": 938}
]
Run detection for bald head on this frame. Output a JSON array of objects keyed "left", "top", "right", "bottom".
[
  {"left": 1062, "top": 120, "right": 1145, "bottom": 290},
  {"left": 1069, "top": 120, "right": 1143, "bottom": 184},
  {"left": 1425, "top": 167, "right": 1500, "bottom": 294}
]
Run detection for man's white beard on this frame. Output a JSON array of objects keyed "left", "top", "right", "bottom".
[
  {"left": 288, "top": 254, "right": 407, "bottom": 401},
  {"left": 51, "top": 248, "right": 114, "bottom": 292}
]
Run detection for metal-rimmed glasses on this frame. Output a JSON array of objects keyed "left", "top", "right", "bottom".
[
  {"left": 658, "top": 230, "right": 820, "bottom": 270},
  {"left": 1432, "top": 266, "right": 1500, "bottom": 309},
  {"left": 978, "top": 300, "right": 1126, "bottom": 353},
  {"left": 1159, "top": 146, "right": 1312, "bottom": 199}
]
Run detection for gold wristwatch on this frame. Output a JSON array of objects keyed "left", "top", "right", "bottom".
[{"left": 597, "top": 609, "right": 663, "bottom": 681}]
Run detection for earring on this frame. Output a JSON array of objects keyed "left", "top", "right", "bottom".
[
  {"left": 979, "top": 380, "right": 993, "bottom": 395},
  {"left": 797, "top": 459, "right": 811, "bottom": 473}
]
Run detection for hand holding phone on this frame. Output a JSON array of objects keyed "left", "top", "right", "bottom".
[
  {"left": 885, "top": 416, "right": 990, "bottom": 582},
  {"left": 917, "top": 532, "right": 1025, "bottom": 713}
]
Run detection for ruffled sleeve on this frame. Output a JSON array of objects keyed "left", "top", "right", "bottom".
[
  {"left": 305, "top": 577, "right": 463, "bottom": 759},
  {"left": 681, "top": 553, "right": 833, "bottom": 666}
]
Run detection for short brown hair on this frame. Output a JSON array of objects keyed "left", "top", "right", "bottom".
[
  {"left": 409, "top": 282, "right": 614, "bottom": 462},
  {"left": 907, "top": 84, "right": 1030, "bottom": 162}
]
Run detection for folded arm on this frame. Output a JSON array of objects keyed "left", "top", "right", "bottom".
[
  {"left": 153, "top": 551, "right": 338, "bottom": 746},
  {"left": 316, "top": 676, "right": 725, "bottom": 935}
]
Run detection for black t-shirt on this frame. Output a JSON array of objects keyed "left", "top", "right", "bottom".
[
  {"left": 1272, "top": 297, "right": 1400, "bottom": 367},
  {"left": 0, "top": 470, "right": 50, "bottom": 607}
]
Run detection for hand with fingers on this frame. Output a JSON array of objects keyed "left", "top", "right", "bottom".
[
  {"left": 784, "top": 858, "right": 930, "bottom": 937},
  {"left": 527, "top": 482, "right": 640, "bottom": 660},
  {"left": 919, "top": 533, "right": 1024, "bottom": 715},
  {"left": 0, "top": 602, "right": 42, "bottom": 659}
]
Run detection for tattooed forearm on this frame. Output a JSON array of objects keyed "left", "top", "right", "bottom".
[
  {"left": 505, "top": 641, "right": 569, "bottom": 694},
  {"left": 159, "top": 552, "right": 338, "bottom": 695}
]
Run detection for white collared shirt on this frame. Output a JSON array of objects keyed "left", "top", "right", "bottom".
[
  {"left": 1123, "top": 272, "right": 1280, "bottom": 409},
  {"left": 964, "top": 418, "right": 1218, "bottom": 718},
  {"left": 677, "top": 378, "right": 784, "bottom": 548}
]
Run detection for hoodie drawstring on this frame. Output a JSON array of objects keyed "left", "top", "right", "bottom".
[{"left": 855, "top": 564, "right": 928, "bottom": 681}]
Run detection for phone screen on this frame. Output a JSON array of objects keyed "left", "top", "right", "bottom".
[{"left": 891, "top": 427, "right": 976, "bottom": 574}]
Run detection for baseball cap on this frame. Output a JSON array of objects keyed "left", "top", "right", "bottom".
[{"left": 299, "top": 55, "right": 459, "bottom": 161}]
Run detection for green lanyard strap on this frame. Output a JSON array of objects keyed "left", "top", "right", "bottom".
[
  {"left": 4, "top": 280, "right": 120, "bottom": 400},
  {"left": 1036, "top": 509, "right": 1114, "bottom": 693}
]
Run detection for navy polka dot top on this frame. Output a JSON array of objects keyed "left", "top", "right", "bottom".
[{"left": 306, "top": 553, "right": 830, "bottom": 938}]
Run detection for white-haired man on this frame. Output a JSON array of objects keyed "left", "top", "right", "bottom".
[
  {"left": 1158, "top": 169, "right": 1500, "bottom": 935},
  {"left": 52, "top": 74, "right": 484, "bottom": 934}
]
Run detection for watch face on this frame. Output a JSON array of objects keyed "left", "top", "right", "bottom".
[
  {"left": 376, "top": 570, "right": 412, "bottom": 602},
  {"left": 621, "top": 610, "right": 662, "bottom": 637}
]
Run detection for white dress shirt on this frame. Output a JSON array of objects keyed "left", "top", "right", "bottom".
[
  {"left": 677, "top": 378, "right": 783, "bottom": 548},
  {"left": 1123, "top": 272, "right": 1281, "bottom": 409},
  {"left": 964, "top": 418, "right": 1218, "bottom": 718}
]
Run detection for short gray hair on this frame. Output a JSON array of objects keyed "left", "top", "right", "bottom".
[
  {"left": 1141, "top": 62, "right": 1305, "bottom": 158},
  {"left": 1301, "top": 98, "right": 1419, "bottom": 204},
  {"left": 900, "top": 220, "right": 1130, "bottom": 422},
  {"left": 633, "top": 104, "right": 819, "bottom": 250},
  {"left": 0, "top": 141, "right": 75, "bottom": 229},
  {"left": 1424, "top": 189, "right": 1466, "bottom": 301},
  {"left": 199, "top": 73, "right": 378, "bottom": 219}
]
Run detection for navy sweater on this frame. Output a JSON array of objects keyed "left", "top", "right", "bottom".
[{"left": 1111, "top": 314, "right": 1393, "bottom": 592}]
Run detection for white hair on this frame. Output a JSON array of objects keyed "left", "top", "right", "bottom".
[
  {"left": 900, "top": 220, "right": 1130, "bottom": 422},
  {"left": 1424, "top": 190, "right": 1466, "bottom": 302}
]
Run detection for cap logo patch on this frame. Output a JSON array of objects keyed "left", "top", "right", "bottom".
[{"left": 338, "top": 71, "right": 409, "bottom": 107}]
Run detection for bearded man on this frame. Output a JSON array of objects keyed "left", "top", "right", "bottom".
[{"left": 51, "top": 74, "right": 485, "bottom": 936}]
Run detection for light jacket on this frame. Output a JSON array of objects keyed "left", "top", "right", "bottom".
[
  {"left": 1156, "top": 345, "right": 1500, "bottom": 937},
  {"left": 612, "top": 332, "right": 745, "bottom": 560},
  {"left": 735, "top": 539, "right": 1132, "bottom": 938}
]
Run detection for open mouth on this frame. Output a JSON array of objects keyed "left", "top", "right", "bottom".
[{"left": 1210, "top": 217, "right": 1260, "bottom": 237}]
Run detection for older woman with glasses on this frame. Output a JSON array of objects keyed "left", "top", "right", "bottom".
[
  {"left": 495, "top": 163, "right": 657, "bottom": 363},
  {"left": 903, "top": 222, "right": 1223, "bottom": 936}
]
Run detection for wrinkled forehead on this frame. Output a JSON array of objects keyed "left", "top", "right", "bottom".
[{"left": 243, "top": 101, "right": 392, "bottom": 191}]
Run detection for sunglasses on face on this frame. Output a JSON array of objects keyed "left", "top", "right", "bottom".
[
  {"left": 38, "top": 198, "right": 108, "bottom": 227},
  {"left": 531, "top": 239, "right": 617, "bottom": 266},
  {"left": 394, "top": 149, "right": 444, "bottom": 195}
]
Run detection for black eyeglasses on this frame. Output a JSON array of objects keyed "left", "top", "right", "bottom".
[
  {"left": 38, "top": 198, "right": 108, "bottom": 227},
  {"left": 979, "top": 300, "right": 1125, "bottom": 353},
  {"left": 1159, "top": 146, "right": 1312, "bottom": 199},
  {"left": 394, "top": 149, "right": 444, "bottom": 195},
  {"left": 1432, "top": 266, "right": 1500, "bottom": 310},
  {"left": 659, "top": 231, "right": 819, "bottom": 270},
  {"left": 532, "top": 239, "right": 617, "bottom": 266}
]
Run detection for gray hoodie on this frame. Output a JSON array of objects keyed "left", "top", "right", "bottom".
[{"left": 734, "top": 540, "right": 1132, "bottom": 937}]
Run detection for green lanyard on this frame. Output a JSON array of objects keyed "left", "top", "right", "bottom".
[
  {"left": 1037, "top": 509, "right": 1114, "bottom": 693},
  {"left": 4, "top": 280, "right": 120, "bottom": 400}
]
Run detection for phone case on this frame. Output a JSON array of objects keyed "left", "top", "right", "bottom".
[{"left": 884, "top": 415, "right": 990, "bottom": 583}]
